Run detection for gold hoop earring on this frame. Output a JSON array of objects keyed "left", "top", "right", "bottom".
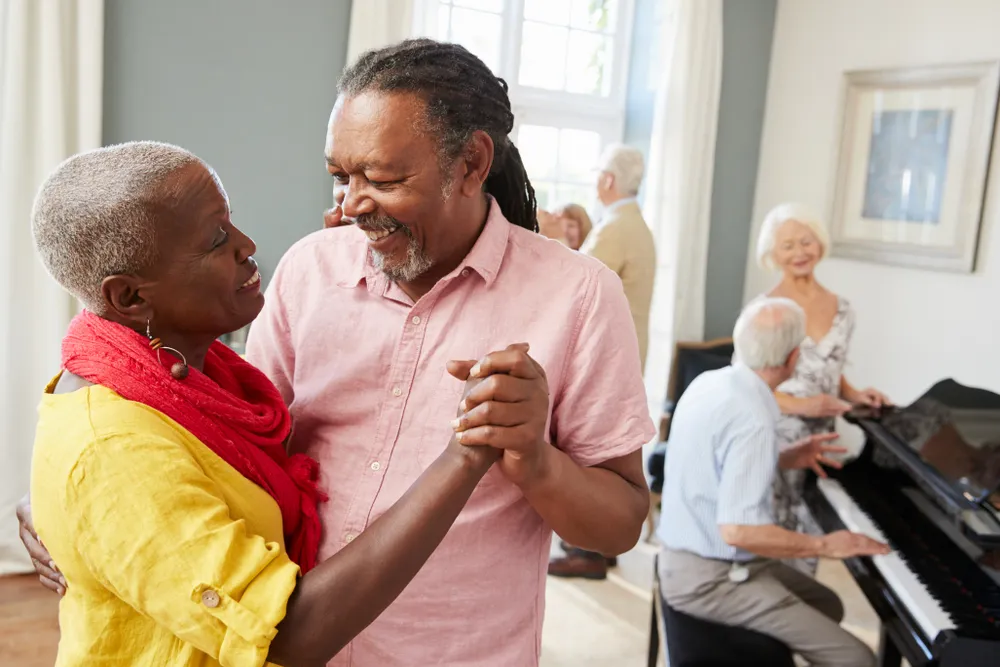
[{"left": 146, "top": 319, "right": 190, "bottom": 380}]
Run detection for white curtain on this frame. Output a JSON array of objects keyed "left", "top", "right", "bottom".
[
  {"left": 346, "top": 0, "right": 422, "bottom": 66},
  {"left": 641, "top": 0, "right": 722, "bottom": 415},
  {"left": 0, "top": 0, "right": 104, "bottom": 575}
]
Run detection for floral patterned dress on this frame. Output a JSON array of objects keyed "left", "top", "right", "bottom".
[{"left": 770, "top": 295, "right": 855, "bottom": 575}]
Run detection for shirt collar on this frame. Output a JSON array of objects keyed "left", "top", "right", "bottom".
[
  {"left": 344, "top": 196, "right": 511, "bottom": 292},
  {"left": 452, "top": 196, "right": 510, "bottom": 287},
  {"left": 733, "top": 362, "right": 781, "bottom": 421},
  {"left": 603, "top": 196, "right": 638, "bottom": 217}
]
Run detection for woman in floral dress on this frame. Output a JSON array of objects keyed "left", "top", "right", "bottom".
[{"left": 753, "top": 203, "right": 891, "bottom": 575}]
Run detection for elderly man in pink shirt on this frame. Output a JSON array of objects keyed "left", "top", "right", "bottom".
[
  {"left": 255, "top": 39, "right": 655, "bottom": 665},
  {"left": 17, "top": 38, "right": 653, "bottom": 666}
]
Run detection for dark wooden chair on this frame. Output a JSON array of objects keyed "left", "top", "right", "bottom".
[
  {"left": 648, "top": 556, "right": 795, "bottom": 667},
  {"left": 645, "top": 338, "right": 734, "bottom": 538}
]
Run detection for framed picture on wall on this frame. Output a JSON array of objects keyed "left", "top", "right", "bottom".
[{"left": 829, "top": 61, "right": 1000, "bottom": 273}]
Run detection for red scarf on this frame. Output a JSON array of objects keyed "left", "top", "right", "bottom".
[{"left": 62, "top": 311, "right": 325, "bottom": 572}]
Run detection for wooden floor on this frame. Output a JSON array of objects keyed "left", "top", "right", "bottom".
[
  {"left": 0, "top": 562, "right": 882, "bottom": 667},
  {"left": 0, "top": 575, "right": 59, "bottom": 666}
]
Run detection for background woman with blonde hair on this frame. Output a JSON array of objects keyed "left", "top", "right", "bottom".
[
  {"left": 537, "top": 202, "right": 592, "bottom": 250},
  {"left": 753, "top": 202, "right": 890, "bottom": 575}
]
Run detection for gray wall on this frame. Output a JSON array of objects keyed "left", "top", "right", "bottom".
[
  {"left": 703, "top": 0, "right": 777, "bottom": 339},
  {"left": 102, "top": 0, "right": 352, "bottom": 284}
]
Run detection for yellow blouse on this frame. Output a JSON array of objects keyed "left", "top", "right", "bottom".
[{"left": 31, "top": 376, "right": 300, "bottom": 667}]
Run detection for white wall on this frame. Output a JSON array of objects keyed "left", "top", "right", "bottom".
[{"left": 744, "top": 0, "right": 1000, "bottom": 404}]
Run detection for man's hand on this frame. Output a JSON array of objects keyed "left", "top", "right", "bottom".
[
  {"left": 778, "top": 432, "right": 846, "bottom": 477},
  {"left": 442, "top": 372, "right": 502, "bottom": 473},
  {"left": 801, "top": 393, "right": 851, "bottom": 418},
  {"left": 819, "top": 530, "right": 890, "bottom": 559},
  {"left": 446, "top": 343, "right": 550, "bottom": 489},
  {"left": 15, "top": 496, "right": 65, "bottom": 595}
]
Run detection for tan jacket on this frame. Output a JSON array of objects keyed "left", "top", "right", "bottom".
[{"left": 581, "top": 200, "right": 656, "bottom": 367}]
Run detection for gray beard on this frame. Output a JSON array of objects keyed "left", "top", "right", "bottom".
[{"left": 370, "top": 234, "right": 434, "bottom": 283}]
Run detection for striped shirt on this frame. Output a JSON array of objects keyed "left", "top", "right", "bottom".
[{"left": 656, "top": 363, "right": 781, "bottom": 561}]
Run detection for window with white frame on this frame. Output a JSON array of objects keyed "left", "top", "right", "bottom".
[{"left": 416, "top": 0, "right": 634, "bottom": 210}]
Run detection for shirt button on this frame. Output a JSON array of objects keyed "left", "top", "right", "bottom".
[
  {"left": 201, "top": 590, "right": 220, "bottom": 608},
  {"left": 411, "top": 315, "right": 421, "bottom": 325},
  {"left": 461, "top": 269, "right": 470, "bottom": 277},
  {"left": 345, "top": 533, "right": 355, "bottom": 543},
  {"left": 370, "top": 461, "right": 381, "bottom": 471},
  {"left": 392, "top": 386, "right": 402, "bottom": 397}
]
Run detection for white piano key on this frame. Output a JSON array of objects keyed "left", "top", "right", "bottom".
[{"left": 817, "top": 478, "right": 954, "bottom": 644}]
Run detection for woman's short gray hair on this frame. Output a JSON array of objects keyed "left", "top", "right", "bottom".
[
  {"left": 598, "top": 143, "right": 645, "bottom": 195},
  {"left": 32, "top": 141, "right": 202, "bottom": 311},
  {"left": 755, "top": 202, "right": 830, "bottom": 270},
  {"left": 733, "top": 297, "right": 806, "bottom": 370}
]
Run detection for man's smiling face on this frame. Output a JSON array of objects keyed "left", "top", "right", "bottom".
[{"left": 325, "top": 91, "right": 482, "bottom": 285}]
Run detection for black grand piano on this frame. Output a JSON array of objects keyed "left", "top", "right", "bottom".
[{"left": 804, "top": 378, "right": 1000, "bottom": 666}]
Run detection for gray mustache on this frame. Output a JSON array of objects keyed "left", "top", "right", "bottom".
[{"left": 355, "top": 213, "right": 402, "bottom": 232}]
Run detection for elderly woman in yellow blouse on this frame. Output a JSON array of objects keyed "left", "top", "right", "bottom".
[
  {"left": 537, "top": 202, "right": 592, "bottom": 250},
  {"left": 26, "top": 141, "right": 496, "bottom": 667},
  {"left": 753, "top": 202, "right": 890, "bottom": 574}
]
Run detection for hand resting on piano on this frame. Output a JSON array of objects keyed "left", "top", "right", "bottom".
[{"left": 719, "top": 523, "right": 889, "bottom": 561}]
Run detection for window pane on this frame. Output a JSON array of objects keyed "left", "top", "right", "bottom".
[
  {"left": 558, "top": 129, "right": 601, "bottom": 182},
  {"left": 533, "top": 181, "right": 558, "bottom": 211},
  {"left": 449, "top": 8, "right": 502, "bottom": 73},
  {"left": 523, "top": 0, "right": 572, "bottom": 25},
  {"left": 565, "top": 30, "right": 612, "bottom": 95},
  {"left": 438, "top": 5, "right": 452, "bottom": 38},
  {"left": 554, "top": 183, "right": 593, "bottom": 209},
  {"left": 454, "top": 0, "right": 503, "bottom": 11},
  {"left": 570, "top": 0, "right": 617, "bottom": 32},
  {"left": 518, "top": 22, "right": 568, "bottom": 90},
  {"left": 517, "top": 125, "right": 559, "bottom": 180}
]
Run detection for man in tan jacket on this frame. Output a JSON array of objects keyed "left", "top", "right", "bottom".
[
  {"left": 549, "top": 143, "right": 657, "bottom": 580},
  {"left": 580, "top": 144, "right": 656, "bottom": 368}
]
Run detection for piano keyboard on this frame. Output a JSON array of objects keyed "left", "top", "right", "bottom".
[{"left": 817, "top": 477, "right": 954, "bottom": 642}]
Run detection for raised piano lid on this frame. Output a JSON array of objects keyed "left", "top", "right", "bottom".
[{"left": 851, "top": 378, "right": 1000, "bottom": 548}]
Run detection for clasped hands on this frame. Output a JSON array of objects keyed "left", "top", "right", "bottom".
[{"left": 445, "top": 343, "right": 551, "bottom": 488}]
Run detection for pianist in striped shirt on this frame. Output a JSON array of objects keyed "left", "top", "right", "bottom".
[{"left": 656, "top": 297, "right": 890, "bottom": 667}]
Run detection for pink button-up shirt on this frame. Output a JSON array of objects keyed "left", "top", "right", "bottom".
[{"left": 246, "top": 200, "right": 654, "bottom": 666}]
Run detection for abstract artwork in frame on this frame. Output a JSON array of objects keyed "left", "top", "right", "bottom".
[{"left": 829, "top": 62, "right": 1000, "bottom": 273}]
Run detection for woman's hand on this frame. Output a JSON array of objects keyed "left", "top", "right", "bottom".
[
  {"left": 323, "top": 205, "right": 346, "bottom": 229},
  {"left": 444, "top": 363, "right": 502, "bottom": 473},
  {"left": 849, "top": 387, "right": 891, "bottom": 408},
  {"left": 15, "top": 496, "right": 66, "bottom": 595},
  {"left": 323, "top": 186, "right": 348, "bottom": 229},
  {"left": 537, "top": 210, "right": 563, "bottom": 241},
  {"left": 801, "top": 393, "right": 851, "bottom": 418}
]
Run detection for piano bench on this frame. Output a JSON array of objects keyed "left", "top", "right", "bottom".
[{"left": 662, "top": 602, "right": 796, "bottom": 667}]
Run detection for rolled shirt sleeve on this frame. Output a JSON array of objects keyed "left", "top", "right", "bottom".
[
  {"left": 66, "top": 432, "right": 300, "bottom": 667},
  {"left": 715, "top": 420, "right": 778, "bottom": 526},
  {"left": 551, "top": 263, "right": 656, "bottom": 466}
]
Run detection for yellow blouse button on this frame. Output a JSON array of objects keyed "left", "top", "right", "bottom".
[{"left": 201, "top": 590, "right": 220, "bottom": 608}]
